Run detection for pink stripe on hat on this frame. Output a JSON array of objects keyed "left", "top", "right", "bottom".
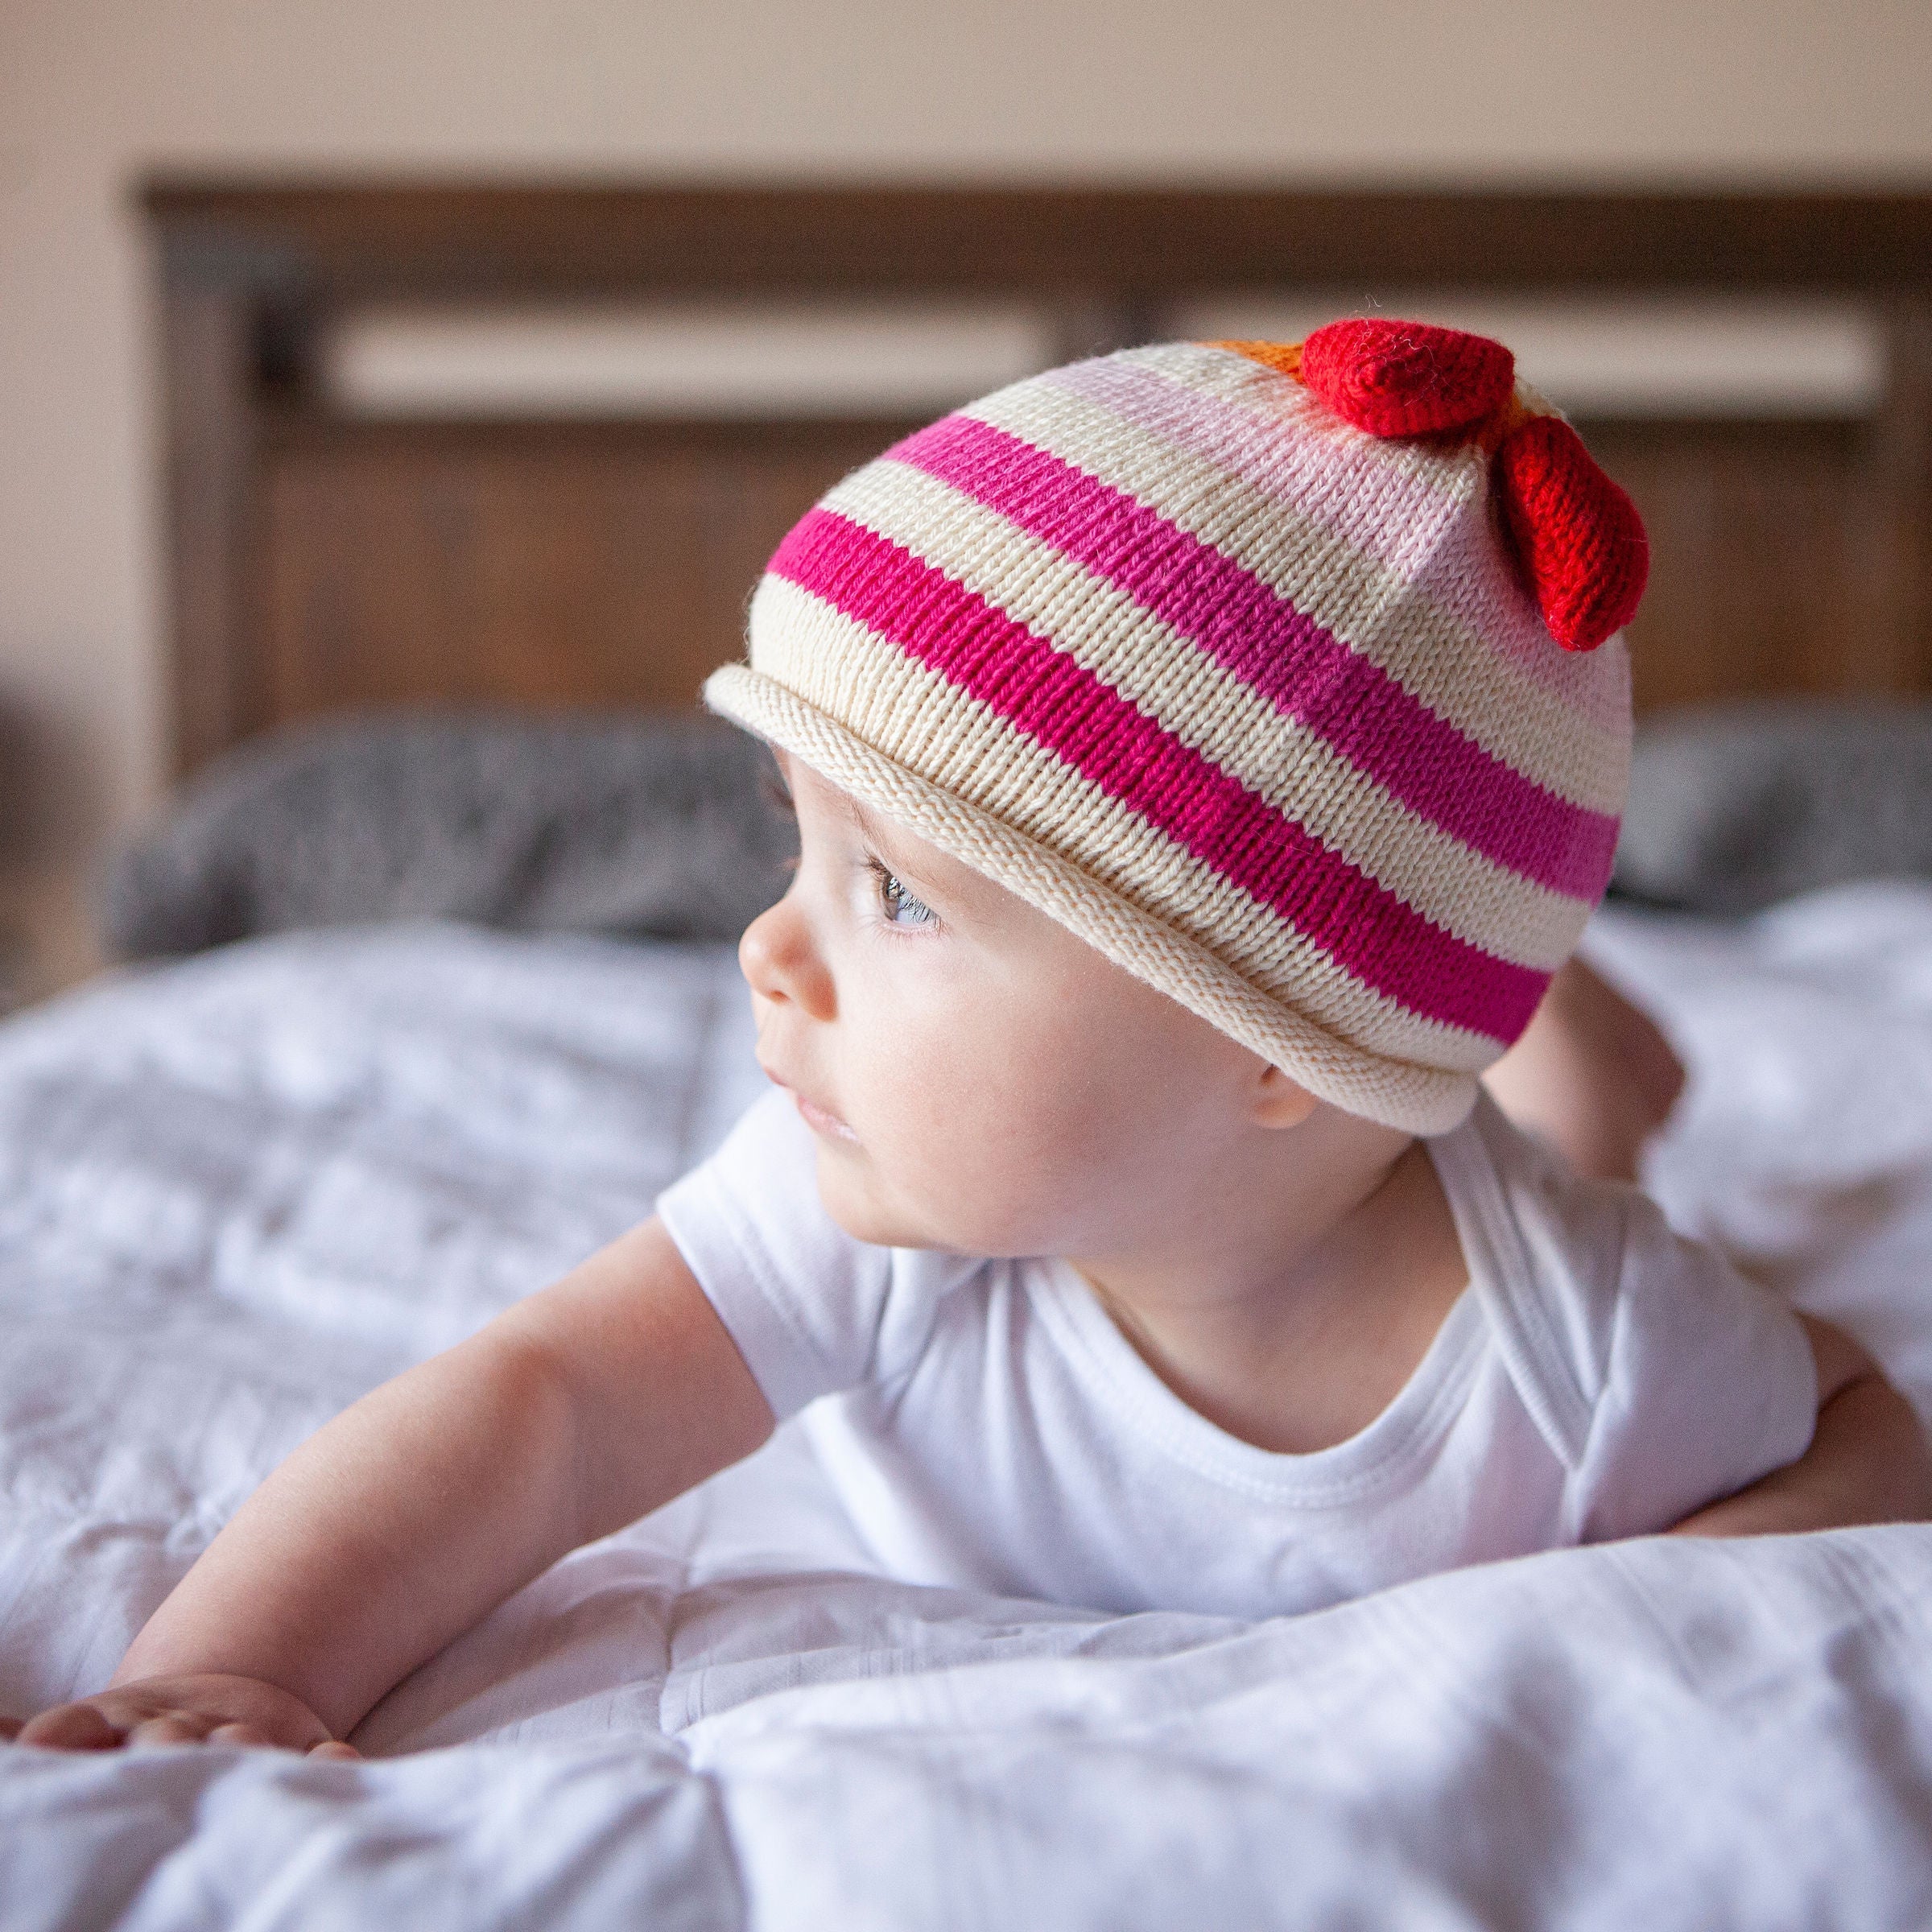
[
  {"left": 771, "top": 507, "right": 1548, "bottom": 1045},
  {"left": 888, "top": 412, "right": 1619, "bottom": 902},
  {"left": 708, "top": 337, "right": 1638, "bottom": 1131},
  {"left": 1041, "top": 351, "right": 1630, "bottom": 738}
]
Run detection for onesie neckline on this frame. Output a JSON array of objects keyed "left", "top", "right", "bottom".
[{"left": 1030, "top": 1117, "right": 1496, "bottom": 1509}]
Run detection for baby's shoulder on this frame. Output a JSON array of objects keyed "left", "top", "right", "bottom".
[
  {"left": 1441, "top": 1099, "right": 1818, "bottom": 1538},
  {"left": 1436, "top": 1093, "right": 1769, "bottom": 1462},
  {"left": 1437, "top": 1092, "right": 1648, "bottom": 1311}
]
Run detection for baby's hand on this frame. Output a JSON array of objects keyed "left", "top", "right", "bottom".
[{"left": 11, "top": 1674, "right": 358, "bottom": 1758}]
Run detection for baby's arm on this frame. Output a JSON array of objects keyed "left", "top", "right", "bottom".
[
  {"left": 1495, "top": 966, "right": 1932, "bottom": 1534},
  {"left": 15, "top": 1218, "right": 771, "bottom": 1754},
  {"left": 1483, "top": 956, "right": 1686, "bottom": 1184},
  {"left": 1668, "top": 1315, "right": 1932, "bottom": 1538}
]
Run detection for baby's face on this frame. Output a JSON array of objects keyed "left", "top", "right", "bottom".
[{"left": 741, "top": 753, "right": 1288, "bottom": 1257}]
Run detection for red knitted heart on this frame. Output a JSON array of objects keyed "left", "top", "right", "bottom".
[
  {"left": 1495, "top": 415, "right": 1649, "bottom": 652},
  {"left": 1300, "top": 319, "right": 1516, "bottom": 437}
]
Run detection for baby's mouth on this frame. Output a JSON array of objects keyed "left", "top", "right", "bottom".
[{"left": 760, "top": 1060, "right": 861, "bottom": 1145}]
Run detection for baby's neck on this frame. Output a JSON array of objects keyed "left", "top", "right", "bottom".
[{"left": 1067, "top": 1116, "right": 1469, "bottom": 1456}]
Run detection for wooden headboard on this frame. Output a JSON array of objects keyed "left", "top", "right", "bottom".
[{"left": 142, "top": 182, "right": 1932, "bottom": 778}]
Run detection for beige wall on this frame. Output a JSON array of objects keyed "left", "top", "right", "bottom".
[{"left": 2, "top": 0, "right": 1930, "bottom": 991}]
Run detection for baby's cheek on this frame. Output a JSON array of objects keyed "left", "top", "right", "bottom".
[
  {"left": 838, "top": 1088, "right": 1040, "bottom": 1252},
  {"left": 923, "top": 1102, "right": 1116, "bottom": 1254},
  {"left": 844, "top": 986, "right": 1144, "bottom": 1248}
]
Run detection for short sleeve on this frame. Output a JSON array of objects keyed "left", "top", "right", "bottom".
[
  {"left": 655, "top": 1089, "right": 971, "bottom": 1419},
  {"left": 1572, "top": 1187, "right": 1818, "bottom": 1540}
]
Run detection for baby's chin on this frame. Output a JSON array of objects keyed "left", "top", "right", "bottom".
[{"left": 811, "top": 1142, "right": 931, "bottom": 1249}]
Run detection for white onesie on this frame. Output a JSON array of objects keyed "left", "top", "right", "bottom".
[{"left": 657, "top": 1088, "right": 1817, "bottom": 1618}]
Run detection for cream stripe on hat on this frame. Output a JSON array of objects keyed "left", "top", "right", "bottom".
[
  {"left": 746, "top": 576, "right": 1501, "bottom": 1073},
  {"left": 821, "top": 457, "right": 1590, "bottom": 969},
  {"left": 964, "top": 361, "right": 1630, "bottom": 813},
  {"left": 1098, "top": 344, "right": 1631, "bottom": 727}
]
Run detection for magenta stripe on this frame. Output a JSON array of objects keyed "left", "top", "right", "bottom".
[
  {"left": 1049, "top": 355, "right": 1629, "bottom": 733},
  {"left": 770, "top": 508, "right": 1548, "bottom": 1043},
  {"left": 885, "top": 411, "right": 1618, "bottom": 902}
]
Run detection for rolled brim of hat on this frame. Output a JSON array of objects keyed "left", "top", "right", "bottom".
[{"left": 705, "top": 663, "right": 1482, "bottom": 1134}]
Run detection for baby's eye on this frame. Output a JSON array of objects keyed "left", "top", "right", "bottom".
[{"left": 871, "top": 861, "right": 938, "bottom": 930}]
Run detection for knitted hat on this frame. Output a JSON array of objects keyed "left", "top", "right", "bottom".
[{"left": 706, "top": 321, "right": 1647, "bottom": 1133}]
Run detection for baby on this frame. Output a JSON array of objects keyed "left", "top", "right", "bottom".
[{"left": 16, "top": 323, "right": 1930, "bottom": 1758}]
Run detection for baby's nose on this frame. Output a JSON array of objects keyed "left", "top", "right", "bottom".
[{"left": 739, "top": 899, "right": 835, "bottom": 1021}]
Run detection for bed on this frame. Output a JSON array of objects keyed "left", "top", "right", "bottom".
[{"left": 3, "top": 183, "right": 1932, "bottom": 1928}]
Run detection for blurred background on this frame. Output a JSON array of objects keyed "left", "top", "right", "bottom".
[{"left": 3, "top": 0, "right": 1931, "bottom": 1008}]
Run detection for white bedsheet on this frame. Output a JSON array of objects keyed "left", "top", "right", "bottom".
[{"left": 2, "top": 897, "right": 1930, "bottom": 1929}]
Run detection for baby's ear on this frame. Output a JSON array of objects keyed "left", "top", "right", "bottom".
[{"left": 1250, "top": 1063, "right": 1322, "bottom": 1130}]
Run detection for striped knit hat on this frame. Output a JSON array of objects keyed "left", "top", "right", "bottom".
[{"left": 707, "top": 322, "right": 1647, "bottom": 1133}]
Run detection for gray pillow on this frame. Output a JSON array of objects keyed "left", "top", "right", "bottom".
[
  {"left": 102, "top": 711, "right": 798, "bottom": 959},
  {"left": 1612, "top": 700, "right": 1932, "bottom": 914}
]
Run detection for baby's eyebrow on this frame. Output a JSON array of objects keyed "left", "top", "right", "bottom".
[
  {"left": 838, "top": 790, "right": 886, "bottom": 844},
  {"left": 838, "top": 788, "right": 957, "bottom": 894}
]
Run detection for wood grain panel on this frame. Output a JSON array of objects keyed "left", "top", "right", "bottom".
[
  {"left": 1589, "top": 420, "right": 1890, "bottom": 712},
  {"left": 142, "top": 183, "right": 1932, "bottom": 301},
  {"left": 260, "top": 419, "right": 910, "bottom": 722},
  {"left": 260, "top": 415, "right": 1890, "bottom": 731},
  {"left": 144, "top": 184, "right": 1932, "bottom": 771},
  {"left": 159, "top": 282, "right": 265, "bottom": 771}
]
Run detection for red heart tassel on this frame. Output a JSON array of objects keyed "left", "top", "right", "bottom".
[
  {"left": 1495, "top": 416, "right": 1649, "bottom": 653},
  {"left": 1253, "top": 316, "right": 1650, "bottom": 652},
  {"left": 1298, "top": 319, "right": 1516, "bottom": 438}
]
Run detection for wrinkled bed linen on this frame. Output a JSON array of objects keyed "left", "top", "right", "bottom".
[{"left": 2, "top": 902, "right": 1930, "bottom": 1929}]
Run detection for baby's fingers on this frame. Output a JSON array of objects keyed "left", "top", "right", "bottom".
[
  {"left": 208, "top": 1721, "right": 275, "bottom": 1748},
  {"left": 308, "top": 1739, "right": 361, "bottom": 1761},
  {"left": 17, "top": 1703, "right": 126, "bottom": 1751},
  {"left": 14, "top": 1677, "right": 352, "bottom": 1756},
  {"left": 127, "top": 1713, "right": 214, "bottom": 1748}
]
